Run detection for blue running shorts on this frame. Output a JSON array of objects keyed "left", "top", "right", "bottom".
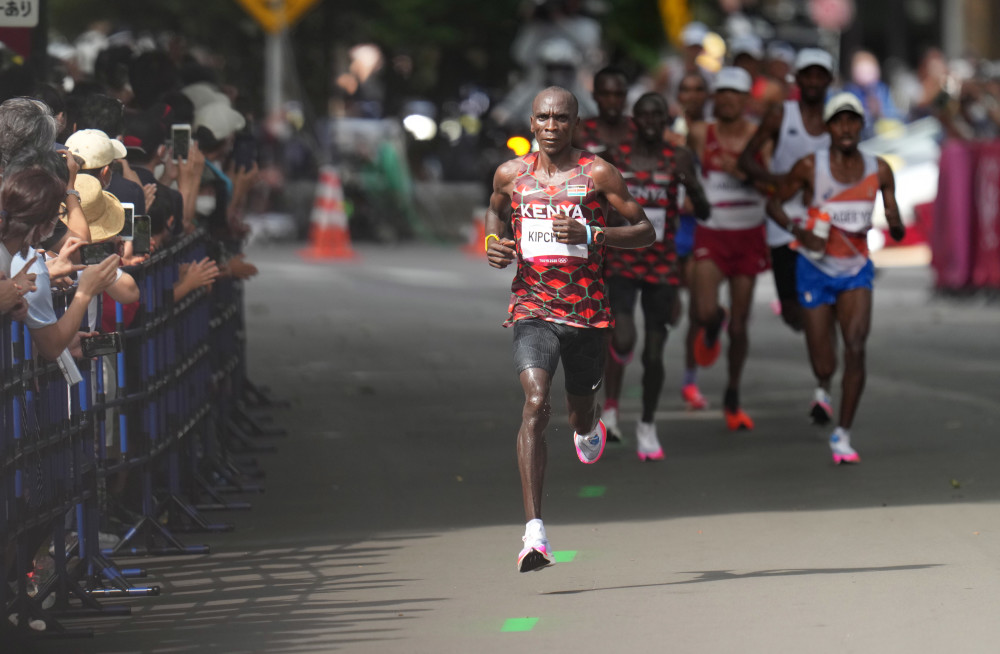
[
  {"left": 796, "top": 256, "right": 875, "bottom": 308},
  {"left": 676, "top": 214, "right": 697, "bottom": 258}
]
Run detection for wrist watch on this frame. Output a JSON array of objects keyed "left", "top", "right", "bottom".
[
  {"left": 592, "top": 226, "right": 606, "bottom": 246},
  {"left": 65, "top": 189, "right": 81, "bottom": 200}
]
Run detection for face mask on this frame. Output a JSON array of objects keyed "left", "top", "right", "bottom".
[
  {"left": 966, "top": 102, "right": 987, "bottom": 123},
  {"left": 852, "top": 60, "right": 880, "bottom": 87},
  {"left": 196, "top": 194, "right": 217, "bottom": 215}
]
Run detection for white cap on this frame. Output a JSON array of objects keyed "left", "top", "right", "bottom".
[
  {"left": 795, "top": 48, "right": 834, "bottom": 73},
  {"left": 729, "top": 33, "right": 763, "bottom": 60},
  {"left": 766, "top": 41, "right": 796, "bottom": 65},
  {"left": 182, "top": 82, "right": 230, "bottom": 111},
  {"left": 194, "top": 101, "right": 247, "bottom": 141},
  {"left": 681, "top": 21, "right": 709, "bottom": 48},
  {"left": 713, "top": 66, "right": 753, "bottom": 93},
  {"left": 823, "top": 92, "right": 865, "bottom": 122},
  {"left": 65, "top": 129, "right": 127, "bottom": 169}
]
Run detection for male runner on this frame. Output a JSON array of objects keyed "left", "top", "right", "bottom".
[
  {"left": 687, "top": 67, "right": 770, "bottom": 431},
  {"left": 766, "top": 93, "right": 904, "bottom": 464},
  {"left": 671, "top": 71, "right": 713, "bottom": 411},
  {"left": 486, "top": 86, "right": 654, "bottom": 572},
  {"left": 575, "top": 67, "right": 636, "bottom": 443},
  {"left": 738, "top": 49, "right": 834, "bottom": 342},
  {"left": 602, "top": 93, "right": 710, "bottom": 461},
  {"left": 574, "top": 67, "right": 636, "bottom": 168}
]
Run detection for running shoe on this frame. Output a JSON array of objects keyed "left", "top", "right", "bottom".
[
  {"left": 681, "top": 383, "right": 708, "bottom": 410},
  {"left": 601, "top": 405, "right": 623, "bottom": 442},
  {"left": 574, "top": 420, "right": 607, "bottom": 464},
  {"left": 809, "top": 388, "right": 833, "bottom": 425},
  {"left": 636, "top": 421, "right": 664, "bottom": 461},
  {"left": 724, "top": 408, "right": 754, "bottom": 431},
  {"left": 517, "top": 522, "right": 555, "bottom": 573},
  {"left": 693, "top": 308, "right": 728, "bottom": 368},
  {"left": 830, "top": 430, "right": 860, "bottom": 465}
]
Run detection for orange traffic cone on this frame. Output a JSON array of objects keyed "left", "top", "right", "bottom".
[
  {"left": 463, "top": 207, "right": 487, "bottom": 256},
  {"left": 300, "top": 166, "right": 357, "bottom": 260}
]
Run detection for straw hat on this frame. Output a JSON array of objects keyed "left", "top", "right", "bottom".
[{"left": 68, "top": 174, "right": 125, "bottom": 241}]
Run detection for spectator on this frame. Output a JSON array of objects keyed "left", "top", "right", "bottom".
[{"left": 844, "top": 50, "right": 902, "bottom": 139}]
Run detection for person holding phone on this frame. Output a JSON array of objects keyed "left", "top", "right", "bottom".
[{"left": 0, "top": 168, "right": 120, "bottom": 360}]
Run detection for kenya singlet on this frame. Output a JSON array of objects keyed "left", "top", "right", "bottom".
[
  {"left": 505, "top": 151, "right": 611, "bottom": 329},
  {"left": 605, "top": 145, "right": 680, "bottom": 285},
  {"left": 577, "top": 118, "right": 636, "bottom": 169},
  {"left": 806, "top": 148, "right": 880, "bottom": 277}
]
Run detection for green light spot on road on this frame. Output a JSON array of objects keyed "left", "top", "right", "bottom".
[
  {"left": 502, "top": 617, "right": 539, "bottom": 632},
  {"left": 578, "top": 485, "right": 606, "bottom": 498},
  {"left": 552, "top": 550, "right": 576, "bottom": 563}
]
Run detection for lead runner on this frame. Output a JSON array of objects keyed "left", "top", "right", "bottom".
[{"left": 485, "top": 86, "right": 655, "bottom": 572}]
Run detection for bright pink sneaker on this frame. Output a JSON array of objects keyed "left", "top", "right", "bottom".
[
  {"left": 574, "top": 420, "right": 607, "bottom": 464},
  {"left": 636, "top": 421, "right": 664, "bottom": 461},
  {"left": 517, "top": 539, "right": 554, "bottom": 573},
  {"left": 830, "top": 430, "right": 860, "bottom": 465}
]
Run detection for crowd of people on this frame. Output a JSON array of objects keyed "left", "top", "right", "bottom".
[
  {"left": 484, "top": 28, "right": 914, "bottom": 572},
  {"left": 1, "top": 32, "right": 262, "bottom": 604}
]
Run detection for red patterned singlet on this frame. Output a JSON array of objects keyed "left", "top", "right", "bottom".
[
  {"left": 577, "top": 117, "right": 636, "bottom": 169},
  {"left": 505, "top": 151, "right": 611, "bottom": 329},
  {"left": 604, "top": 144, "right": 681, "bottom": 285}
]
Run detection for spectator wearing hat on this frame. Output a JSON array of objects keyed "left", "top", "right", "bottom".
[
  {"left": 65, "top": 126, "right": 147, "bottom": 215},
  {"left": 728, "top": 33, "right": 772, "bottom": 119},
  {"left": 0, "top": 167, "right": 120, "bottom": 360},
  {"left": 193, "top": 99, "right": 257, "bottom": 240},
  {"left": 70, "top": 93, "right": 149, "bottom": 215},
  {"left": 123, "top": 111, "right": 192, "bottom": 237}
]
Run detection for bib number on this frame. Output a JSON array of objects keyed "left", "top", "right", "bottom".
[{"left": 520, "top": 218, "right": 589, "bottom": 265}]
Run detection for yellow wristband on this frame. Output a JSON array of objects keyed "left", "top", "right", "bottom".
[{"left": 485, "top": 233, "right": 500, "bottom": 252}]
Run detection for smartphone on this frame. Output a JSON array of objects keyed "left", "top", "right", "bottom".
[
  {"left": 232, "top": 132, "right": 257, "bottom": 172},
  {"left": 118, "top": 203, "right": 135, "bottom": 240},
  {"left": 80, "top": 332, "right": 123, "bottom": 358},
  {"left": 172, "top": 123, "right": 191, "bottom": 163},
  {"left": 80, "top": 242, "right": 116, "bottom": 265},
  {"left": 132, "top": 215, "right": 151, "bottom": 255}
]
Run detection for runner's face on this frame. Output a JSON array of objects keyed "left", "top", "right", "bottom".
[
  {"left": 531, "top": 93, "right": 577, "bottom": 156},
  {"left": 827, "top": 112, "right": 863, "bottom": 151},
  {"left": 678, "top": 77, "right": 707, "bottom": 116},
  {"left": 593, "top": 75, "right": 627, "bottom": 121},
  {"left": 797, "top": 66, "right": 832, "bottom": 104},
  {"left": 713, "top": 89, "right": 746, "bottom": 121},
  {"left": 632, "top": 99, "right": 667, "bottom": 143}
]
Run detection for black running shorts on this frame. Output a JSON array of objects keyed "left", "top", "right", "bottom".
[
  {"left": 770, "top": 244, "right": 799, "bottom": 301},
  {"left": 511, "top": 318, "right": 607, "bottom": 396},
  {"left": 606, "top": 276, "right": 677, "bottom": 333}
]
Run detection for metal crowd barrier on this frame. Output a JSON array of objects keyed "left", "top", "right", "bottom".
[{"left": 1, "top": 230, "right": 281, "bottom": 642}]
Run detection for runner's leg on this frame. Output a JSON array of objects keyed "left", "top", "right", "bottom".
[
  {"left": 723, "top": 273, "right": 756, "bottom": 410},
  {"left": 518, "top": 367, "right": 552, "bottom": 521},
  {"left": 834, "top": 287, "right": 872, "bottom": 430}
]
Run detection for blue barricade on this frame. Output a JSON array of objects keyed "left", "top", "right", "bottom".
[{"left": 1, "top": 230, "right": 276, "bottom": 640}]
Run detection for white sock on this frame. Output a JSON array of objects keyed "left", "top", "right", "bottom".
[
  {"left": 525, "top": 518, "right": 545, "bottom": 540},
  {"left": 832, "top": 426, "right": 849, "bottom": 441}
]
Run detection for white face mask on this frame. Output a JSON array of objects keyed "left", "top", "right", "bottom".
[{"left": 196, "top": 194, "right": 217, "bottom": 215}]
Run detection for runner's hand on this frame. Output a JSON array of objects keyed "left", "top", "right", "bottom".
[
  {"left": 487, "top": 237, "right": 516, "bottom": 269},
  {"left": 889, "top": 223, "right": 906, "bottom": 242},
  {"left": 551, "top": 217, "right": 587, "bottom": 245},
  {"left": 795, "top": 227, "right": 825, "bottom": 253}
]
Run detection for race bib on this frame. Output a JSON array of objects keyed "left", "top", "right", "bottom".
[
  {"left": 646, "top": 208, "right": 666, "bottom": 242},
  {"left": 824, "top": 201, "right": 873, "bottom": 233},
  {"left": 520, "top": 217, "right": 589, "bottom": 265}
]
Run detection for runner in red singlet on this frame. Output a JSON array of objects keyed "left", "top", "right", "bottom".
[
  {"left": 602, "top": 93, "right": 709, "bottom": 461},
  {"left": 485, "top": 86, "right": 655, "bottom": 572},
  {"left": 574, "top": 67, "right": 636, "bottom": 170},
  {"left": 687, "top": 67, "right": 772, "bottom": 431}
]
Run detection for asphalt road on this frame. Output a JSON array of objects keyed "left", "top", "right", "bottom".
[{"left": 31, "top": 242, "right": 1000, "bottom": 654}]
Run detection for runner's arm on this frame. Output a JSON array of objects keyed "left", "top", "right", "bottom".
[
  {"left": 591, "top": 157, "right": 655, "bottom": 249},
  {"left": 485, "top": 160, "right": 518, "bottom": 269},
  {"left": 877, "top": 157, "right": 905, "bottom": 242},
  {"left": 738, "top": 102, "right": 783, "bottom": 190},
  {"left": 673, "top": 147, "right": 710, "bottom": 220},
  {"left": 766, "top": 155, "right": 822, "bottom": 251}
]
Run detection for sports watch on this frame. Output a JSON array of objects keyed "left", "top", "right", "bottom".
[{"left": 592, "top": 226, "right": 606, "bottom": 246}]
